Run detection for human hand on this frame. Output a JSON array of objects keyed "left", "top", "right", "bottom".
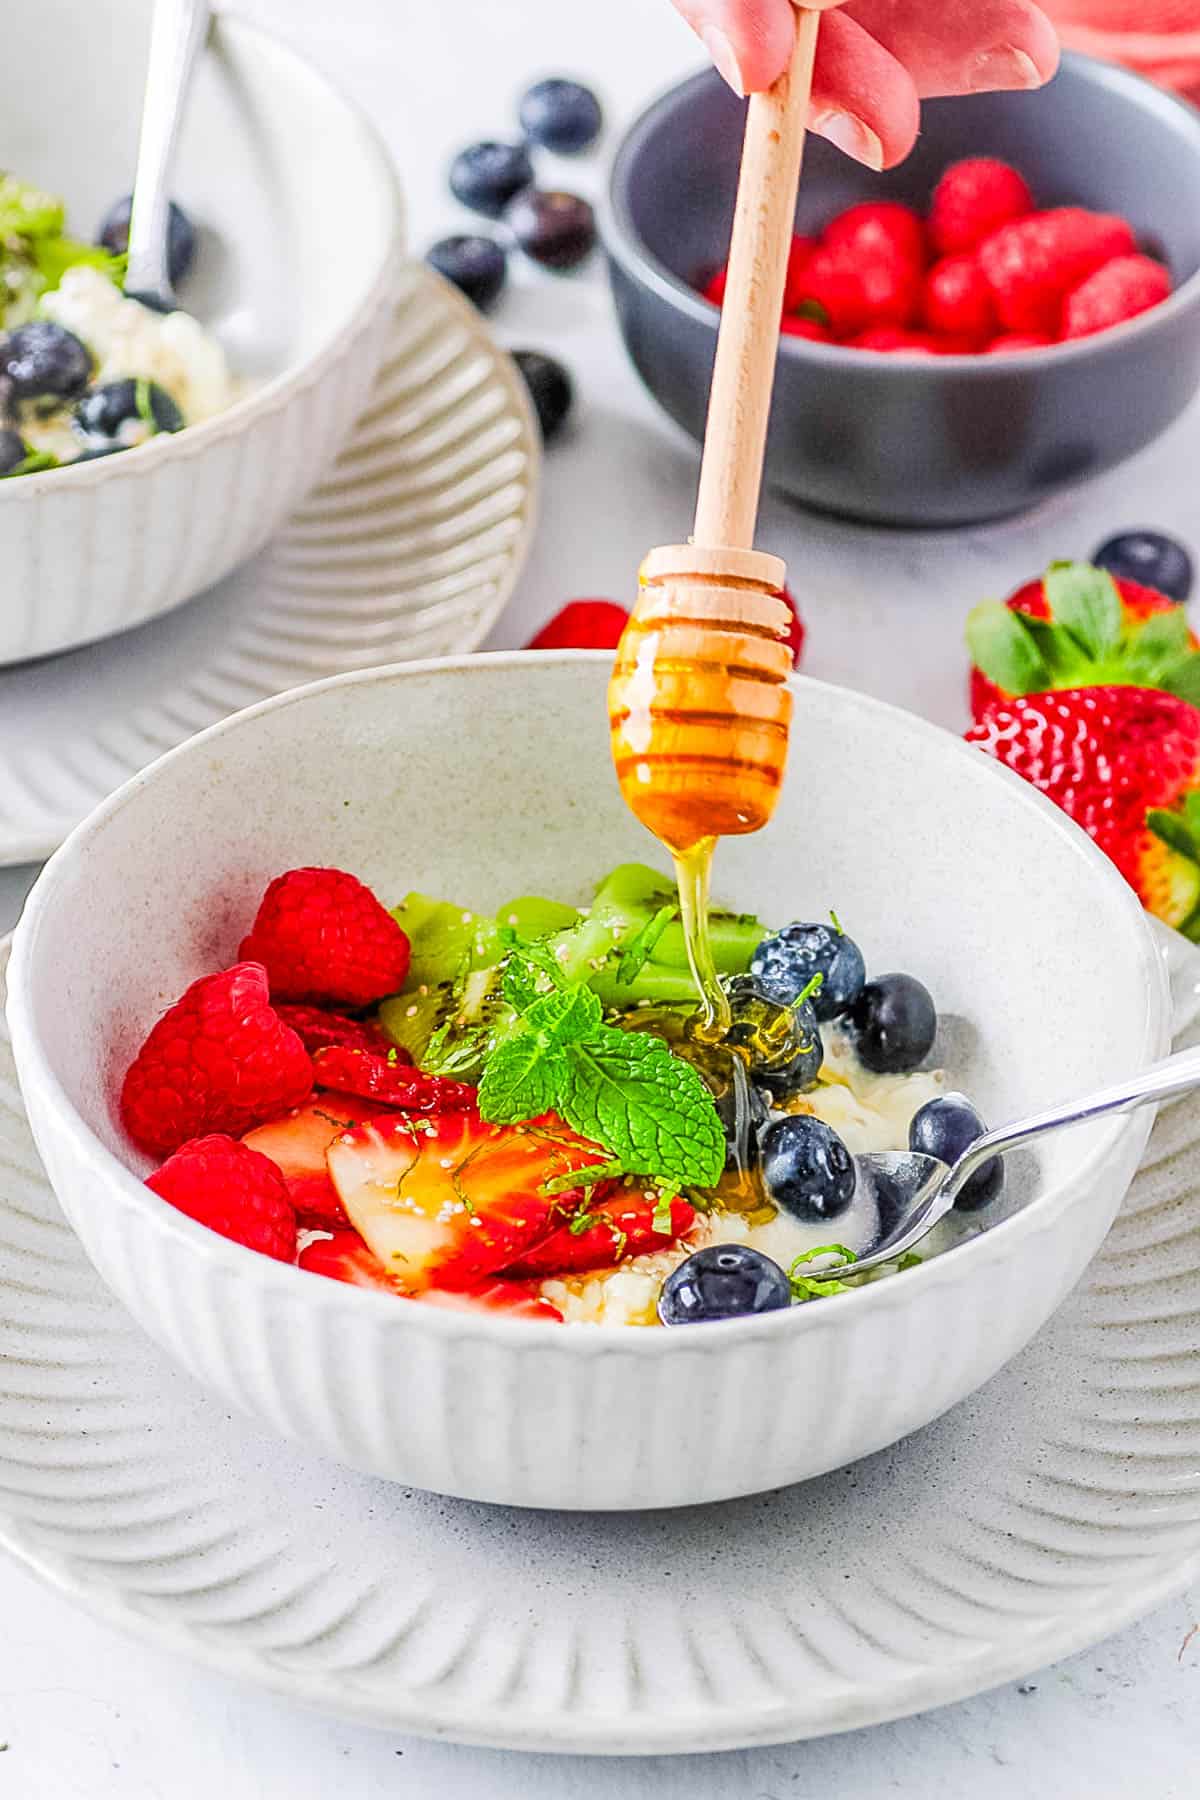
[{"left": 671, "top": 0, "right": 1060, "bottom": 168}]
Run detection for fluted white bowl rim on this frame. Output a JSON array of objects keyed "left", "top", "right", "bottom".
[{"left": 6, "top": 652, "right": 1169, "bottom": 1355}]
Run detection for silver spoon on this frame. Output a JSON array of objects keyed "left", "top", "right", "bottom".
[
  {"left": 124, "top": 0, "right": 211, "bottom": 312},
  {"left": 815, "top": 1040, "right": 1200, "bottom": 1283}
]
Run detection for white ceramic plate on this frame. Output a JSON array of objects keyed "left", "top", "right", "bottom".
[
  {"left": 0, "top": 262, "right": 538, "bottom": 866},
  {"left": 0, "top": 941, "right": 1198, "bottom": 1752}
]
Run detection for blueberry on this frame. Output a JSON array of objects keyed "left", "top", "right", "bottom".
[
  {"left": 760, "top": 1115, "right": 856, "bottom": 1222},
  {"left": 0, "top": 429, "right": 27, "bottom": 476},
  {"left": 848, "top": 973, "right": 937, "bottom": 1075},
  {"left": 449, "top": 141, "right": 535, "bottom": 219},
  {"left": 708, "top": 1058, "right": 771, "bottom": 1171},
  {"left": 519, "top": 78, "right": 603, "bottom": 154},
  {"left": 658, "top": 1244, "right": 792, "bottom": 1325},
  {"left": 757, "top": 998, "right": 823, "bottom": 1100},
  {"left": 716, "top": 973, "right": 810, "bottom": 1080},
  {"left": 751, "top": 921, "right": 866, "bottom": 1021},
  {"left": 426, "top": 234, "right": 508, "bottom": 311},
  {"left": 909, "top": 1093, "right": 1003, "bottom": 1212},
  {"left": 506, "top": 189, "right": 595, "bottom": 271},
  {"left": 512, "top": 349, "right": 573, "bottom": 443},
  {"left": 97, "top": 196, "right": 196, "bottom": 287},
  {"left": 75, "top": 379, "right": 184, "bottom": 445},
  {"left": 1093, "top": 530, "right": 1193, "bottom": 603},
  {"left": 0, "top": 321, "right": 92, "bottom": 400}
]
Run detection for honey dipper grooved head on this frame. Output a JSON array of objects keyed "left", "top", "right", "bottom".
[{"left": 609, "top": 544, "right": 793, "bottom": 852}]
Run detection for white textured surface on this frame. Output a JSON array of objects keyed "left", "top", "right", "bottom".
[
  {"left": 0, "top": 264, "right": 537, "bottom": 863},
  {"left": 1, "top": 0, "right": 1199, "bottom": 1790}
]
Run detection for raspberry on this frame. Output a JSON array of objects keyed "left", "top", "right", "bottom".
[
  {"left": 273, "top": 1003, "right": 399, "bottom": 1057},
  {"left": 239, "top": 868, "right": 410, "bottom": 1008},
  {"left": 978, "top": 208, "right": 1137, "bottom": 334},
  {"left": 701, "top": 267, "right": 726, "bottom": 306},
  {"left": 781, "top": 234, "right": 818, "bottom": 310},
  {"left": 795, "top": 245, "right": 919, "bottom": 336},
  {"left": 849, "top": 326, "right": 936, "bottom": 354},
  {"left": 779, "top": 315, "right": 832, "bottom": 341},
  {"left": 146, "top": 1134, "right": 298, "bottom": 1261},
  {"left": 985, "top": 332, "right": 1052, "bottom": 354},
  {"left": 780, "top": 585, "right": 804, "bottom": 667},
  {"left": 1061, "top": 254, "right": 1172, "bottom": 341},
  {"left": 929, "top": 158, "right": 1033, "bottom": 257},
  {"left": 823, "top": 202, "right": 926, "bottom": 270},
  {"left": 922, "top": 255, "right": 997, "bottom": 341},
  {"left": 121, "top": 962, "right": 313, "bottom": 1156},
  {"left": 312, "top": 1045, "right": 477, "bottom": 1114},
  {"left": 526, "top": 599, "right": 629, "bottom": 649}
]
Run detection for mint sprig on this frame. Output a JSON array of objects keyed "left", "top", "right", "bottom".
[{"left": 478, "top": 942, "right": 724, "bottom": 1188}]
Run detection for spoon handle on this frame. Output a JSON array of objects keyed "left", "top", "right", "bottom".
[
  {"left": 125, "top": 0, "right": 212, "bottom": 307},
  {"left": 945, "top": 1039, "right": 1200, "bottom": 1203}
]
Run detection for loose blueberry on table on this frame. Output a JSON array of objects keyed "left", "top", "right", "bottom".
[
  {"left": 512, "top": 348, "right": 573, "bottom": 442},
  {"left": 506, "top": 188, "right": 596, "bottom": 271},
  {"left": 518, "top": 78, "right": 603, "bottom": 154},
  {"left": 118, "top": 863, "right": 1001, "bottom": 1327},
  {"left": 426, "top": 234, "right": 508, "bottom": 311},
  {"left": 448, "top": 141, "right": 536, "bottom": 219}
]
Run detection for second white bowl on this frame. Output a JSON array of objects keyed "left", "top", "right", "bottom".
[{"left": 0, "top": 2, "right": 402, "bottom": 665}]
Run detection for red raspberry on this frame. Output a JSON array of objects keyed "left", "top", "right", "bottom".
[
  {"left": 273, "top": 1003, "right": 400, "bottom": 1058},
  {"left": 922, "top": 255, "right": 997, "bottom": 341},
  {"left": 780, "top": 585, "right": 804, "bottom": 666},
  {"left": 849, "top": 326, "right": 936, "bottom": 354},
  {"left": 526, "top": 599, "right": 629, "bottom": 649},
  {"left": 929, "top": 158, "right": 1033, "bottom": 257},
  {"left": 312, "top": 1045, "right": 477, "bottom": 1114},
  {"left": 823, "top": 202, "right": 926, "bottom": 270},
  {"left": 121, "top": 962, "right": 313, "bottom": 1156},
  {"left": 796, "top": 246, "right": 918, "bottom": 336},
  {"left": 985, "top": 332, "right": 1052, "bottom": 354},
  {"left": 978, "top": 208, "right": 1137, "bottom": 334},
  {"left": 1061, "top": 254, "right": 1172, "bottom": 341},
  {"left": 781, "top": 234, "right": 818, "bottom": 310},
  {"left": 701, "top": 267, "right": 726, "bottom": 306},
  {"left": 780, "top": 315, "right": 832, "bottom": 341},
  {"left": 240, "top": 868, "right": 410, "bottom": 1008},
  {"left": 147, "top": 1134, "right": 297, "bottom": 1261}
]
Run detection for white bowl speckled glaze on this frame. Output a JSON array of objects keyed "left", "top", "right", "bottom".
[
  {"left": 0, "top": 1, "right": 401, "bottom": 665},
  {"left": 6, "top": 656, "right": 1172, "bottom": 1509}
]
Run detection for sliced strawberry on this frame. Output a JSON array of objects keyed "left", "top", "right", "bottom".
[
  {"left": 243, "top": 1098, "right": 382, "bottom": 1227},
  {"left": 311, "top": 1046, "right": 476, "bottom": 1114},
  {"left": 298, "top": 1228, "right": 402, "bottom": 1291},
  {"left": 326, "top": 1110, "right": 609, "bottom": 1292},
  {"left": 419, "top": 1281, "right": 563, "bottom": 1321},
  {"left": 503, "top": 1192, "right": 695, "bottom": 1278}
]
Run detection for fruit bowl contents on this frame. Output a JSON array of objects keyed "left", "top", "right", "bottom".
[
  {"left": 120, "top": 863, "right": 1005, "bottom": 1328},
  {"left": 0, "top": 175, "right": 234, "bottom": 477},
  {"left": 697, "top": 156, "right": 1173, "bottom": 355}
]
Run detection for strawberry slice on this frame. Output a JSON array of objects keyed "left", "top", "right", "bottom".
[
  {"left": 299, "top": 1228, "right": 400, "bottom": 1290},
  {"left": 243, "top": 1098, "right": 381, "bottom": 1228},
  {"left": 503, "top": 1192, "right": 696, "bottom": 1278},
  {"left": 311, "top": 1046, "right": 475, "bottom": 1113},
  {"left": 326, "top": 1110, "right": 609, "bottom": 1292},
  {"left": 419, "top": 1282, "right": 563, "bottom": 1321}
]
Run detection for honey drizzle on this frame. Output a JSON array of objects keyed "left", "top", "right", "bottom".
[{"left": 672, "top": 838, "right": 731, "bottom": 1041}]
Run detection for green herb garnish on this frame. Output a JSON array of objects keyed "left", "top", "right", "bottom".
[
  {"left": 615, "top": 901, "right": 678, "bottom": 985},
  {"left": 788, "top": 1244, "right": 854, "bottom": 1301}
]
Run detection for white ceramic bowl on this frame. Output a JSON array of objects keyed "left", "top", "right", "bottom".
[
  {"left": 6, "top": 656, "right": 1172, "bottom": 1510},
  {"left": 0, "top": 1, "right": 402, "bottom": 666}
]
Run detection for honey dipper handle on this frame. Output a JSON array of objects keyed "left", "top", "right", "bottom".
[{"left": 692, "top": 7, "right": 820, "bottom": 550}]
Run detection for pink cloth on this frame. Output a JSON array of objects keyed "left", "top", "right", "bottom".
[{"left": 1043, "top": 0, "right": 1200, "bottom": 98}]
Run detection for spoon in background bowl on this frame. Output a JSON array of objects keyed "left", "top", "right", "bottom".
[
  {"left": 813, "top": 1040, "right": 1200, "bottom": 1283},
  {"left": 124, "top": 0, "right": 211, "bottom": 312}
]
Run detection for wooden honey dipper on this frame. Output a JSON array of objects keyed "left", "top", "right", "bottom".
[{"left": 609, "top": 6, "right": 820, "bottom": 856}]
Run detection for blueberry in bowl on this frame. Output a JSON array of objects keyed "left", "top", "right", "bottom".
[{"left": 97, "top": 194, "right": 197, "bottom": 289}]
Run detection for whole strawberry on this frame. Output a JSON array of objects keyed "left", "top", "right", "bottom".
[
  {"left": 146, "top": 1133, "right": 298, "bottom": 1260},
  {"left": 967, "top": 561, "right": 1200, "bottom": 721},
  {"left": 122, "top": 962, "right": 313, "bottom": 1156},
  {"left": 822, "top": 202, "right": 926, "bottom": 271},
  {"left": 526, "top": 599, "right": 629, "bottom": 650},
  {"left": 794, "top": 244, "right": 919, "bottom": 336},
  {"left": 1061, "top": 254, "right": 1172, "bottom": 341},
  {"left": 978, "top": 208, "right": 1136, "bottom": 334},
  {"left": 240, "top": 868, "right": 410, "bottom": 1008},
  {"left": 966, "top": 686, "right": 1200, "bottom": 932},
  {"left": 928, "top": 158, "right": 1033, "bottom": 257},
  {"left": 922, "top": 255, "right": 997, "bottom": 342}
]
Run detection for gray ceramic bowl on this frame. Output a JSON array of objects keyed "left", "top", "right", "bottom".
[{"left": 606, "top": 53, "right": 1200, "bottom": 526}]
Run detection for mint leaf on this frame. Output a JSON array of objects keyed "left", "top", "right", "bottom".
[
  {"left": 1159, "top": 653, "right": 1200, "bottom": 708},
  {"left": 0, "top": 175, "right": 64, "bottom": 241},
  {"left": 497, "top": 928, "right": 568, "bottom": 993},
  {"left": 1148, "top": 808, "right": 1200, "bottom": 861},
  {"left": 478, "top": 985, "right": 600, "bottom": 1121},
  {"left": 559, "top": 1026, "right": 724, "bottom": 1188},
  {"left": 1043, "top": 561, "right": 1123, "bottom": 662},
  {"left": 965, "top": 601, "right": 1049, "bottom": 696},
  {"left": 616, "top": 901, "right": 677, "bottom": 984},
  {"left": 500, "top": 953, "right": 543, "bottom": 1014}
]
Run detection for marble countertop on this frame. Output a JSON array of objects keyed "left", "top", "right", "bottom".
[{"left": 2, "top": 0, "right": 1198, "bottom": 1790}]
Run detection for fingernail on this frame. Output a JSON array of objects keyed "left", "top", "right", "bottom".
[
  {"left": 812, "top": 109, "right": 884, "bottom": 172},
  {"left": 971, "top": 44, "right": 1042, "bottom": 90},
  {"left": 702, "top": 26, "right": 745, "bottom": 97}
]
